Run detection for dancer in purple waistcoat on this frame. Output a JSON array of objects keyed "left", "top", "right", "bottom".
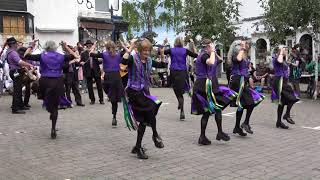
[
  {"left": 192, "top": 39, "right": 237, "bottom": 145},
  {"left": 122, "top": 39, "right": 167, "bottom": 159},
  {"left": 271, "top": 46, "right": 299, "bottom": 129},
  {"left": 229, "top": 40, "right": 265, "bottom": 136},
  {"left": 161, "top": 37, "right": 198, "bottom": 120},
  {"left": 90, "top": 40, "right": 125, "bottom": 126},
  {"left": 24, "top": 40, "right": 78, "bottom": 139}
]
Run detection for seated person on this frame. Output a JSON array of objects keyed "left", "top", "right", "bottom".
[
  {"left": 248, "top": 62, "right": 256, "bottom": 88},
  {"left": 252, "top": 62, "right": 269, "bottom": 88}
]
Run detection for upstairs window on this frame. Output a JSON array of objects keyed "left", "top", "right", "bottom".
[
  {"left": 3, "top": 16, "right": 25, "bottom": 34},
  {"left": 95, "top": 0, "right": 109, "bottom": 12}
]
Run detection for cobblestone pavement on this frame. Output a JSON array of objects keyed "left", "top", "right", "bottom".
[{"left": 0, "top": 88, "right": 320, "bottom": 180}]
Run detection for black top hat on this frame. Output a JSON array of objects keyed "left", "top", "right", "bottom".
[
  {"left": 84, "top": 40, "right": 94, "bottom": 45},
  {"left": 6, "top": 37, "right": 18, "bottom": 45}
]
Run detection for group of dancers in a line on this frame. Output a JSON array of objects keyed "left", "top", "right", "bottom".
[{"left": 5, "top": 36, "right": 299, "bottom": 159}]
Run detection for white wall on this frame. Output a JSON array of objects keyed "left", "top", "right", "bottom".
[
  {"left": 26, "top": 0, "right": 123, "bottom": 49},
  {"left": 27, "top": 0, "right": 79, "bottom": 47},
  {"left": 77, "top": 0, "right": 122, "bottom": 18}
]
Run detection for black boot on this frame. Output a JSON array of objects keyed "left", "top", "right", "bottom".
[
  {"left": 112, "top": 116, "right": 117, "bottom": 126},
  {"left": 216, "top": 132, "right": 230, "bottom": 141},
  {"left": 283, "top": 115, "right": 295, "bottom": 124},
  {"left": 152, "top": 135, "right": 164, "bottom": 148},
  {"left": 276, "top": 122, "right": 289, "bottom": 129},
  {"left": 180, "top": 110, "right": 185, "bottom": 121},
  {"left": 198, "top": 136, "right": 211, "bottom": 145},
  {"left": 241, "top": 123, "right": 253, "bottom": 134},
  {"left": 51, "top": 129, "right": 57, "bottom": 139},
  {"left": 233, "top": 127, "right": 247, "bottom": 136},
  {"left": 131, "top": 146, "right": 148, "bottom": 159}
]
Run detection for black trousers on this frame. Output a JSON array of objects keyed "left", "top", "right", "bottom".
[
  {"left": 65, "top": 73, "right": 82, "bottom": 105},
  {"left": 86, "top": 76, "right": 103, "bottom": 102},
  {"left": 24, "top": 82, "right": 31, "bottom": 106},
  {"left": 9, "top": 70, "right": 24, "bottom": 111}
]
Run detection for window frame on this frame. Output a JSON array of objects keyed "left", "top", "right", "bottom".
[{"left": 0, "top": 11, "right": 34, "bottom": 34}]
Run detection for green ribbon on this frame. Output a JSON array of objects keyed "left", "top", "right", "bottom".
[{"left": 235, "top": 76, "right": 245, "bottom": 109}]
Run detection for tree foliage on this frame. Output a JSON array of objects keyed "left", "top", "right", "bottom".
[
  {"left": 181, "top": 0, "right": 241, "bottom": 49},
  {"left": 259, "top": 0, "right": 320, "bottom": 44},
  {"left": 122, "top": 0, "right": 183, "bottom": 41}
]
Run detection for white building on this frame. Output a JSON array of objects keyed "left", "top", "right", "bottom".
[
  {"left": 234, "top": 0, "right": 314, "bottom": 66},
  {"left": 0, "top": 0, "right": 127, "bottom": 49}
]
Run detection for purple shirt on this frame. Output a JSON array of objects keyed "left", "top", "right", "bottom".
[
  {"left": 273, "top": 56, "right": 289, "bottom": 78},
  {"left": 102, "top": 51, "right": 121, "bottom": 72},
  {"left": 6, "top": 48, "right": 21, "bottom": 70},
  {"left": 231, "top": 56, "right": 249, "bottom": 77}
]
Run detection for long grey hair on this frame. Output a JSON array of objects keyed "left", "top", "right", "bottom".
[
  {"left": 227, "top": 40, "right": 241, "bottom": 66},
  {"left": 44, "top": 40, "right": 58, "bottom": 51}
]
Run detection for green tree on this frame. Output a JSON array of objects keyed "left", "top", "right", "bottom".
[
  {"left": 181, "top": 0, "right": 241, "bottom": 50},
  {"left": 259, "top": 0, "right": 320, "bottom": 44},
  {"left": 122, "top": 0, "right": 183, "bottom": 42}
]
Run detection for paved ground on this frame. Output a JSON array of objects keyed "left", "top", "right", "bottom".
[{"left": 0, "top": 87, "right": 320, "bottom": 180}]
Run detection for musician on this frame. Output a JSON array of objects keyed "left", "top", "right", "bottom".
[
  {"left": 63, "top": 45, "right": 85, "bottom": 107},
  {"left": 16, "top": 47, "right": 38, "bottom": 108},
  {"left": 6, "top": 37, "right": 33, "bottom": 114},
  {"left": 80, "top": 40, "right": 104, "bottom": 105}
]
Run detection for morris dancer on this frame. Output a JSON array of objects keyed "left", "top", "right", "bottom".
[
  {"left": 25, "top": 40, "right": 78, "bottom": 139},
  {"left": 161, "top": 37, "right": 198, "bottom": 120},
  {"left": 229, "top": 40, "right": 265, "bottom": 136},
  {"left": 122, "top": 39, "right": 166, "bottom": 159},
  {"left": 90, "top": 40, "right": 124, "bottom": 126},
  {"left": 192, "top": 39, "right": 237, "bottom": 145},
  {"left": 272, "top": 46, "right": 299, "bottom": 129}
]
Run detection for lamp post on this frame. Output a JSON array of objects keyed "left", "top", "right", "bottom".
[{"left": 307, "top": 24, "right": 319, "bottom": 99}]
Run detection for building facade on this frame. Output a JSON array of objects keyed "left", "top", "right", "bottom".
[{"left": 0, "top": 0, "right": 127, "bottom": 49}]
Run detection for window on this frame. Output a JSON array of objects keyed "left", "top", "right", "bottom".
[
  {"left": 3, "top": 16, "right": 25, "bottom": 34},
  {"left": 95, "top": 0, "right": 109, "bottom": 12}
]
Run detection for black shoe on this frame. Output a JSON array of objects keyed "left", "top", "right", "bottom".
[
  {"left": 77, "top": 103, "right": 85, "bottom": 107},
  {"left": 276, "top": 122, "right": 289, "bottom": 129},
  {"left": 233, "top": 127, "right": 247, "bottom": 136},
  {"left": 20, "top": 106, "right": 30, "bottom": 110},
  {"left": 112, "top": 117, "right": 117, "bottom": 126},
  {"left": 131, "top": 146, "right": 148, "bottom": 159},
  {"left": 216, "top": 132, "right": 230, "bottom": 141},
  {"left": 152, "top": 135, "right": 164, "bottom": 148},
  {"left": 241, "top": 123, "right": 253, "bottom": 134},
  {"left": 24, "top": 104, "right": 31, "bottom": 108},
  {"left": 51, "top": 129, "right": 57, "bottom": 139},
  {"left": 99, "top": 101, "right": 105, "bottom": 105},
  {"left": 198, "top": 136, "right": 211, "bottom": 145},
  {"left": 12, "top": 110, "right": 26, "bottom": 114},
  {"left": 180, "top": 111, "right": 185, "bottom": 121},
  {"left": 90, "top": 101, "right": 95, "bottom": 105},
  {"left": 283, "top": 116, "right": 295, "bottom": 124}
]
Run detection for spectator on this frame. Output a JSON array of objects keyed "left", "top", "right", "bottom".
[
  {"left": 289, "top": 48, "right": 302, "bottom": 97},
  {"left": 248, "top": 62, "right": 256, "bottom": 88},
  {"left": 251, "top": 62, "right": 269, "bottom": 90}
]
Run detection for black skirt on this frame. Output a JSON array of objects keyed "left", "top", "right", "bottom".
[
  {"left": 192, "top": 78, "right": 236, "bottom": 115},
  {"left": 272, "top": 77, "right": 299, "bottom": 105},
  {"left": 170, "top": 70, "right": 189, "bottom": 95},
  {"left": 39, "top": 77, "right": 65, "bottom": 113},
  {"left": 103, "top": 72, "right": 124, "bottom": 102},
  {"left": 229, "top": 75, "right": 264, "bottom": 109},
  {"left": 126, "top": 88, "right": 161, "bottom": 123}
]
